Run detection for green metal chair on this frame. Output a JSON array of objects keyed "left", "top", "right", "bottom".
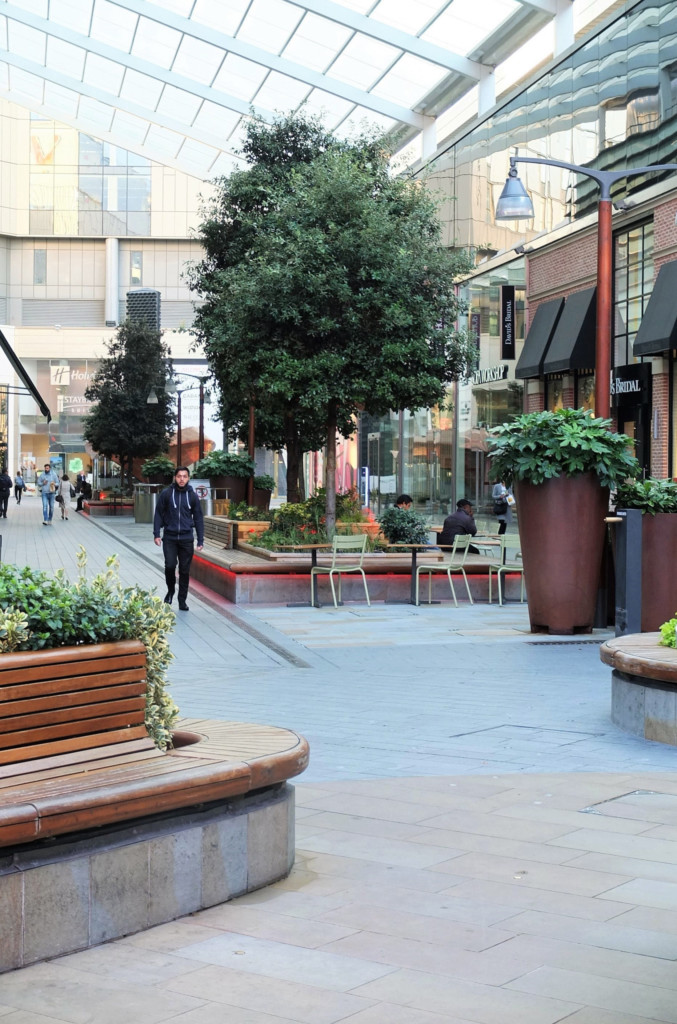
[
  {"left": 488, "top": 537, "right": 525, "bottom": 605},
  {"left": 310, "top": 534, "right": 371, "bottom": 608},
  {"left": 415, "top": 534, "right": 474, "bottom": 606}
]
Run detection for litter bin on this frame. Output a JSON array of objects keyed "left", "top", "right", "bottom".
[{"left": 134, "top": 483, "right": 163, "bottom": 524}]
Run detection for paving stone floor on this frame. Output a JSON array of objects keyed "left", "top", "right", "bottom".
[{"left": 0, "top": 496, "right": 676, "bottom": 1023}]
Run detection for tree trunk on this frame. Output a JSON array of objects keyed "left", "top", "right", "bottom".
[
  {"left": 284, "top": 414, "right": 301, "bottom": 504},
  {"left": 325, "top": 400, "right": 337, "bottom": 539},
  {"left": 297, "top": 452, "right": 305, "bottom": 501}
]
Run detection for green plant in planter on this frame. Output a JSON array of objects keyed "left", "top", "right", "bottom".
[
  {"left": 194, "top": 450, "right": 255, "bottom": 479},
  {"left": 614, "top": 477, "right": 677, "bottom": 514},
  {"left": 660, "top": 615, "right": 677, "bottom": 647},
  {"left": 228, "top": 501, "right": 271, "bottom": 521},
  {"left": 0, "top": 547, "right": 178, "bottom": 750},
  {"left": 141, "top": 455, "right": 175, "bottom": 478},
  {"left": 253, "top": 474, "right": 275, "bottom": 492},
  {"left": 488, "top": 408, "right": 640, "bottom": 488},
  {"left": 378, "top": 506, "right": 428, "bottom": 544}
]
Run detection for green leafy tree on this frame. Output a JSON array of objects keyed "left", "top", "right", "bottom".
[
  {"left": 83, "top": 321, "right": 175, "bottom": 489},
  {"left": 189, "top": 113, "right": 475, "bottom": 532}
]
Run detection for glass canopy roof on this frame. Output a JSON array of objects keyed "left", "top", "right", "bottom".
[{"left": 0, "top": 0, "right": 616, "bottom": 179}]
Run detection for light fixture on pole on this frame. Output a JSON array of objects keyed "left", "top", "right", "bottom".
[
  {"left": 495, "top": 154, "right": 677, "bottom": 419},
  {"left": 147, "top": 373, "right": 207, "bottom": 466}
]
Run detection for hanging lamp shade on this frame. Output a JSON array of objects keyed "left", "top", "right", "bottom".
[{"left": 495, "top": 173, "right": 535, "bottom": 219}]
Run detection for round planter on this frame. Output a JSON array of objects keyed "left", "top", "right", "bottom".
[
  {"left": 210, "top": 474, "right": 248, "bottom": 503},
  {"left": 515, "top": 473, "right": 609, "bottom": 634},
  {"left": 252, "top": 487, "right": 272, "bottom": 511},
  {"left": 639, "top": 513, "right": 677, "bottom": 631}
]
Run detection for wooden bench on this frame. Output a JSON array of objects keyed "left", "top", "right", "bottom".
[{"left": 0, "top": 639, "right": 309, "bottom": 848}]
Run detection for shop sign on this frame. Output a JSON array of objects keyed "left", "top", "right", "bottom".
[
  {"left": 501, "top": 285, "right": 515, "bottom": 360},
  {"left": 610, "top": 363, "right": 651, "bottom": 407},
  {"left": 471, "top": 364, "right": 509, "bottom": 385},
  {"left": 470, "top": 312, "right": 481, "bottom": 350}
]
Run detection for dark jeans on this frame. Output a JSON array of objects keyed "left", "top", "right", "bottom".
[
  {"left": 497, "top": 520, "right": 507, "bottom": 535},
  {"left": 0, "top": 492, "right": 9, "bottom": 517},
  {"left": 14, "top": 486, "right": 22, "bottom": 503},
  {"left": 162, "top": 535, "right": 194, "bottom": 601}
]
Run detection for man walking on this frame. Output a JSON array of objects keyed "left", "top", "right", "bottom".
[
  {"left": 153, "top": 466, "right": 204, "bottom": 611},
  {"left": 0, "top": 468, "right": 12, "bottom": 518},
  {"left": 37, "top": 462, "right": 60, "bottom": 525}
]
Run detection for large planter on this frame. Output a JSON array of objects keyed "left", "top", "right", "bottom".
[
  {"left": 638, "top": 513, "right": 677, "bottom": 631},
  {"left": 252, "top": 487, "right": 272, "bottom": 511},
  {"left": 210, "top": 474, "right": 248, "bottom": 503},
  {"left": 515, "top": 472, "right": 609, "bottom": 634}
]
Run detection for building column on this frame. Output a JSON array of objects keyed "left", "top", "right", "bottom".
[
  {"left": 478, "top": 66, "right": 495, "bottom": 116},
  {"left": 105, "top": 238, "right": 119, "bottom": 327},
  {"left": 554, "top": 0, "right": 574, "bottom": 55},
  {"left": 421, "top": 119, "right": 437, "bottom": 159}
]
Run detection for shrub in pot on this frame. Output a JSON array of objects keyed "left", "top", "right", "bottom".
[
  {"left": 614, "top": 477, "right": 677, "bottom": 631},
  {"left": 194, "top": 450, "right": 255, "bottom": 503},
  {"left": 489, "top": 408, "right": 639, "bottom": 634},
  {"left": 252, "top": 473, "right": 275, "bottom": 510},
  {"left": 141, "top": 455, "right": 175, "bottom": 485},
  {"left": 378, "top": 506, "right": 428, "bottom": 546}
]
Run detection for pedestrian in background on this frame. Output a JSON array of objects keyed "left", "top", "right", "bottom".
[
  {"left": 0, "top": 468, "right": 12, "bottom": 519},
  {"left": 57, "top": 474, "right": 70, "bottom": 521},
  {"left": 37, "top": 462, "right": 60, "bottom": 525},
  {"left": 153, "top": 466, "right": 204, "bottom": 611},
  {"left": 14, "top": 471, "right": 25, "bottom": 504},
  {"left": 492, "top": 480, "right": 513, "bottom": 536}
]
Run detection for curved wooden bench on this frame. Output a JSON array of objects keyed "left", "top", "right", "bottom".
[
  {"left": 600, "top": 632, "right": 677, "bottom": 745},
  {"left": 0, "top": 641, "right": 309, "bottom": 847}
]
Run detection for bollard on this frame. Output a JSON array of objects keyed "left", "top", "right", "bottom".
[{"left": 608, "top": 509, "right": 642, "bottom": 637}]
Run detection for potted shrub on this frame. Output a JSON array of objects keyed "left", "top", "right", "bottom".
[
  {"left": 0, "top": 546, "right": 178, "bottom": 750},
  {"left": 194, "top": 450, "right": 255, "bottom": 504},
  {"left": 378, "top": 506, "right": 428, "bottom": 545},
  {"left": 252, "top": 473, "right": 275, "bottom": 511},
  {"left": 141, "top": 454, "right": 175, "bottom": 485},
  {"left": 489, "top": 408, "right": 639, "bottom": 634},
  {"left": 614, "top": 477, "right": 677, "bottom": 631}
]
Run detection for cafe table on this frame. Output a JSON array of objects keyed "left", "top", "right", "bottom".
[{"left": 276, "top": 543, "right": 332, "bottom": 607}]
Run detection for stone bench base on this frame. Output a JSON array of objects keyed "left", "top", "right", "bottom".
[
  {"left": 0, "top": 781, "right": 294, "bottom": 971},
  {"left": 601, "top": 633, "right": 677, "bottom": 746}
]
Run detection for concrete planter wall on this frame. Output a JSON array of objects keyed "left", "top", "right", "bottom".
[{"left": 639, "top": 513, "right": 677, "bottom": 631}]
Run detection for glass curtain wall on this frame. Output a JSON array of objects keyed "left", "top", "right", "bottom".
[{"left": 614, "top": 219, "right": 654, "bottom": 367}]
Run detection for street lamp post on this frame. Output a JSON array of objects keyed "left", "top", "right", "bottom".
[
  {"left": 147, "top": 371, "right": 208, "bottom": 465},
  {"left": 495, "top": 154, "right": 677, "bottom": 419}
]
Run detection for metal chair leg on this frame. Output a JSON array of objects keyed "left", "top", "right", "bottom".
[
  {"left": 360, "top": 569, "right": 371, "bottom": 606},
  {"left": 329, "top": 571, "right": 338, "bottom": 607}
]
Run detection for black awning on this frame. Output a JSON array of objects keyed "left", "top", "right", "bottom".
[
  {"left": 0, "top": 329, "right": 51, "bottom": 421},
  {"left": 634, "top": 260, "right": 677, "bottom": 356},
  {"left": 543, "top": 286, "right": 596, "bottom": 374},
  {"left": 515, "top": 297, "right": 564, "bottom": 379}
]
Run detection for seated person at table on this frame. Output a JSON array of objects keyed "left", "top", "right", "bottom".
[
  {"left": 75, "top": 479, "right": 92, "bottom": 511},
  {"left": 395, "top": 494, "right": 413, "bottom": 509},
  {"left": 438, "top": 498, "right": 480, "bottom": 554}
]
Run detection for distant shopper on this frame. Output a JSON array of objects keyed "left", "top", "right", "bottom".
[
  {"left": 0, "top": 468, "right": 11, "bottom": 519},
  {"left": 57, "top": 474, "right": 70, "bottom": 521},
  {"left": 153, "top": 466, "right": 204, "bottom": 611},
  {"left": 75, "top": 479, "right": 92, "bottom": 512},
  {"left": 438, "top": 498, "right": 479, "bottom": 553},
  {"left": 37, "top": 462, "right": 60, "bottom": 525},
  {"left": 395, "top": 494, "right": 413, "bottom": 510},
  {"left": 492, "top": 480, "right": 513, "bottom": 536},
  {"left": 14, "top": 471, "right": 25, "bottom": 504},
  {"left": 75, "top": 470, "right": 87, "bottom": 493}
]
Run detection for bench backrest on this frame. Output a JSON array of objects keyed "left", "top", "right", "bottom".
[{"left": 0, "top": 640, "right": 148, "bottom": 766}]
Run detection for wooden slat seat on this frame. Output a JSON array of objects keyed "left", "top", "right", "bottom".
[{"left": 0, "top": 639, "right": 309, "bottom": 849}]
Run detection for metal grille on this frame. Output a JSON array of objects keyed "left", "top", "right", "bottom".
[{"left": 126, "top": 289, "right": 161, "bottom": 330}]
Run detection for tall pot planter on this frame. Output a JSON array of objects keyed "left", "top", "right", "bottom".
[
  {"left": 515, "top": 472, "right": 609, "bottom": 634},
  {"left": 210, "top": 474, "right": 247, "bottom": 503},
  {"left": 638, "top": 513, "right": 677, "bottom": 632},
  {"left": 252, "top": 487, "right": 272, "bottom": 511}
]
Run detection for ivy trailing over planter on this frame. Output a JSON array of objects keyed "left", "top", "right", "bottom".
[
  {"left": 0, "top": 547, "right": 178, "bottom": 750},
  {"left": 488, "top": 408, "right": 640, "bottom": 489},
  {"left": 615, "top": 477, "right": 677, "bottom": 515}
]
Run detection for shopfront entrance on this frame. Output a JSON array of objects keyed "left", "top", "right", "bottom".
[{"left": 612, "top": 363, "right": 651, "bottom": 474}]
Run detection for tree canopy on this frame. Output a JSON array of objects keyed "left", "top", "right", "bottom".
[
  {"left": 188, "top": 112, "right": 475, "bottom": 527},
  {"left": 83, "top": 320, "right": 175, "bottom": 489}
]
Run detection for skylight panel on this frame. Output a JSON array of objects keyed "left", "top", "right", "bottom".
[
  {"left": 145, "top": 124, "right": 184, "bottom": 159},
  {"left": 423, "top": 0, "right": 519, "bottom": 56},
  {"left": 77, "top": 96, "right": 115, "bottom": 133},
  {"left": 328, "top": 34, "right": 400, "bottom": 91},
  {"left": 0, "top": 18, "right": 6, "bottom": 52},
  {"left": 212, "top": 54, "right": 268, "bottom": 103},
  {"left": 193, "top": 101, "right": 240, "bottom": 138},
  {"left": 120, "top": 69, "right": 164, "bottom": 111},
  {"left": 43, "top": 80, "right": 81, "bottom": 118},
  {"left": 301, "top": 88, "right": 354, "bottom": 127},
  {"left": 145, "top": 0, "right": 193, "bottom": 15},
  {"left": 110, "top": 109, "right": 151, "bottom": 146},
  {"left": 17, "top": 0, "right": 48, "bottom": 15},
  {"left": 172, "top": 36, "right": 225, "bottom": 86},
  {"left": 50, "top": 0, "right": 94, "bottom": 34},
  {"left": 176, "top": 138, "right": 220, "bottom": 176},
  {"left": 191, "top": 0, "right": 251, "bottom": 37},
  {"left": 9, "top": 67, "right": 44, "bottom": 104},
  {"left": 495, "top": 22, "right": 553, "bottom": 98},
  {"left": 254, "top": 71, "right": 310, "bottom": 111},
  {"left": 372, "top": 53, "right": 447, "bottom": 107},
  {"left": 90, "top": 0, "right": 137, "bottom": 51},
  {"left": 282, "top": 13, "right": 352, "bottom": 72},
  {"left": 8, "top": 22, "right": 46, "bottom": 64},
  {"left": 236, "top": 0, "right": 303, "bottom": 56},
  {"left": 156, "top": 85, "right": 202, "bottom": 124},
  {"left": 84, "top": 54, "right": 125, "bottom": 95},
  {"left": 339, "top": 107, "right": 396, "bottom": 135},
  {"left": 131, "top": 17, "right": 182, "bottom": 69},
  {"left": 46, "top": 37, "right": 86, "bottom": 81},
  {"left": 337, "top": 0, "right": 377, "bottom": 13},
  {"left": 370, "top": 0, "right": 441, "bottom": 36},
  {"left": 210, "top": 151, "right": 248, "bottom": 177},
  {"left": 0, "top": 62, "right": 8, "bottom": 92}
]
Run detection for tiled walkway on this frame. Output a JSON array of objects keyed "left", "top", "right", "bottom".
[{"left": 1, "top": 497, "right": 676, "bottom": 1023}]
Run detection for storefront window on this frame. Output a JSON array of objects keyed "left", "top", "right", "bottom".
[{"left": 614, "top": 220, "right": 654, "bottom": 367}]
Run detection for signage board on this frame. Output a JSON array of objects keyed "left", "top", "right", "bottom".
[
  {"left": 501, "top": 285, "right": 516, "bottom": 360},
  {"left": 610, "top": 363, "right": 651, "bottom": 408},
  {"left": 471, "top": 364, "right": 509, "bottom": 386}
]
